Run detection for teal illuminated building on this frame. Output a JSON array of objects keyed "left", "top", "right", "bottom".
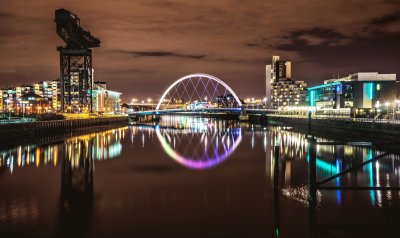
[{"left": 307, "top": 72, "right": 398, "bottom": 117}]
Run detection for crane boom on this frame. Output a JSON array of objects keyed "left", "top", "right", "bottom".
[{"left": 55, "top": 8, "right": 100, "bottom": 49}]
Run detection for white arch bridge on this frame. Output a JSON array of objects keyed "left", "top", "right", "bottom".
[{"left": 130, "top": 73, "right": 255, "bottom": 117}]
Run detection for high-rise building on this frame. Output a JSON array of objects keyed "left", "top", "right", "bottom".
[
  {"left": 265, "top": 65, "right": 272, "bottom": 109},
  {"left": 266, "top": 56, "right": 307, "bottom": 109}
]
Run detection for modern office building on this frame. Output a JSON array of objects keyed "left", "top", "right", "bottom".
[
  {"left": 92, "top": 82, "right": 122, "bottom": 114},
  {"left": 266, "top": 56, "right": 307, "bottom": 109},
  {"left": 307, "top": 72, "right": 397, "bottom": 117}
]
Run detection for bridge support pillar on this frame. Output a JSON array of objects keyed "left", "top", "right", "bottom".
[
  {"left": 152, "top": 114, "right": 160, "bottom": 123},
  {"left": 260, "top": 114, "right": 268, "bottom": 126},
  {"left": 239, "top": 107, "right": 249, "bottom": 121}
]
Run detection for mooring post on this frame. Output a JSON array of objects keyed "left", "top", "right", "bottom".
[
  {"left": 273, "top": 137, "right": 280, "bottom": 238},
  {"left": 308, "top": 110, "right": 312, "bottom": 134},
  {"left": 307, "top": 135, "right": 317, "bottom": 238}
]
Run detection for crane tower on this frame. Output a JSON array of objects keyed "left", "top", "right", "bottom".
[{"left": 55, "top": 8, "right": 101, "bottom": 113}]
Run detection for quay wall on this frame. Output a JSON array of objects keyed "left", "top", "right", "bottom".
[
  {"left": 249, "top": 114, "right": 400, "bottom": 141},
  {"left": 0, "top": 117, "right": 128, "bottom": 140}
]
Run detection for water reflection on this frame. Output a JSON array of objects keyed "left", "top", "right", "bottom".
[
  {"left": 1, "top": 121, "right": 399, "bottom": 210},
  {"left": 1, "top": 116, "right": 400, "bottom": 237},
  {"left": 0, "top": 127, "right": 127, "bottom": 174},
  {"left": 155, "top": 116, "right": 242, "bottom": 170},
  {"left": 56, "top": 144, "right": 94, "bottom": 237},
  {"left": 270, "top": 126, "right": 400, "bottom": 208}
]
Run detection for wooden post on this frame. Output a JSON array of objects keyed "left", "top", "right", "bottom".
[
  {"left": 308, "top": 135, "right": 317, "bottom": 238},
  {"left": 273, "top": 139, "right": 280, "bottom": 238}
]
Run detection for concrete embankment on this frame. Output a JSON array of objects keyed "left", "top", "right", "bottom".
[
  {"left": 0, "top": 117, "right": 128, "bottom": 140},
  {"left": 248, "top": 114, "right": 400, "bottom": 141}
]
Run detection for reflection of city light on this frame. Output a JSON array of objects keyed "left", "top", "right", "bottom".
[
  {"left": 0, "top": 127, "right": 127, "bottom": 172},
  {"left": 156, "top": 124, "right": 242, "bottom": 170}
]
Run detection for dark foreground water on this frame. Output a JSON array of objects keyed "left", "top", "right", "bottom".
[{"left": 1, "top": 115, "right": 400, "bottom": 238}]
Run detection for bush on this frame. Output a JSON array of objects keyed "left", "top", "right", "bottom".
[{"left": 36, "top": 113, "right": 66, "bottom": 121}]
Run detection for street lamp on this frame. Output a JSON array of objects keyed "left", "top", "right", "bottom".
[
  {"left": 263, "top": 97, "right": 267, "bottom": 109},
  {"left": 5, "top": 99, "right": 10, "bottom": 118},
  {"left": 277, "top": 99, "right": 281, "bottom": 114},
  {"left": 147, "top": 98, "right": 153, "bottom": 110}
]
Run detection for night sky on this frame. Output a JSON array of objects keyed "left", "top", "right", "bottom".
[{"left": 0, "top": 0, "right": 399, "bottom": 101}]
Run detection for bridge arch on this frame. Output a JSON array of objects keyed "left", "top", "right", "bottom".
[{"left": 156, "top": 73, "right": 242, "bottom": 111}]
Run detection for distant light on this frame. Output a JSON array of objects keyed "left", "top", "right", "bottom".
[{"left": 263, "top": 97, "right": 267, "bottom": 102}]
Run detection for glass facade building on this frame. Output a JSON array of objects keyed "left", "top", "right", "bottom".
[
  {"left": 92, "top": 82, "right": 122, "bottom": 114},
  {"left": 307, "top": 72, "right": 397, "bottom": 117}
]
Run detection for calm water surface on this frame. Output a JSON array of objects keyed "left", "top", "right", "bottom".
[{"left": 1, "top": 115, "right": 400, "bottom": 237}]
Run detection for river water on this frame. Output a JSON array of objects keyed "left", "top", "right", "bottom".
[{"left": 0, "top": 115, "right": 400, "bottom": 237}]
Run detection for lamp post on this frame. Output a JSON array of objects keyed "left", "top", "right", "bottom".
[
  {"left": 5, "top": 99, "right": 10, "bottom": 118},
  {"left": 277, "top": 99, "right": 281, "bottom": 115},
  {"left": 263, "top": 97, "right": 267, "bottom": 110},
  {"left": 147, "top": 98, "right": 152, "bottom": 110}
]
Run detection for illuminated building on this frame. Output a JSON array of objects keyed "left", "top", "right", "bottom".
[
  {"left": 265, "top": 65, "right": 272, "bottom": 109},
  {"left": 40, "top": 80, "right": 61, "bottom": 111},
  {"left": 307, "top": 72, "right": 397, "bottom": 117},
  {"left": 92, "top": 82, "right": 122, "bottom": 114},
  {"left": 216, "top": 94, "right": 239, "bottom": 108},
  {"left": 1, "top": 77, "right": 121, "bottom": 114},
  {"left": 266, "top": 56, "right": 307, "bottom": 109},
  {"left": 1, "top": 88, "right": 16, "bottom": 113},
  {"left": 0, "top": 90, "right": 3, "bottom": 113},
  {"left": 16, "top": 92, "right": 49, "bottom": 114}
]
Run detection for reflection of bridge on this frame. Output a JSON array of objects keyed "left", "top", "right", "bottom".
[{"left": 129, "top": 73, "right": 254, "bottom": 118}]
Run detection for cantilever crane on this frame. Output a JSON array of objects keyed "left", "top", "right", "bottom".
[
  {"left": 55, "top": 8, "right": 101, "bottom": 113},
  {"left": 55, "top": 8, "right": 100, "bottom": 49}
]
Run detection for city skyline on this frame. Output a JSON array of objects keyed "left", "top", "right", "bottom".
[{"left": 0, "top": 0, "right": 399, "bottom": 101}]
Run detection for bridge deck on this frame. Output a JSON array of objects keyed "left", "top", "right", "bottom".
[{"left": 129, "top": 108, "right": 276, "bottom": 116}]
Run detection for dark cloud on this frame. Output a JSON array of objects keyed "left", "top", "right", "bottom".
[
  {"left": 0, "top": 0, "right": 399, "bottom": 101},
  {"left": 118, "top": 50, "right": 205, "bottom": 59},
  {"left": 0, "top": 12, "right": 13, "bottom": 19},
  {"left": 370, "top": 11, "right": 400, "bottom": 26},
  {"left": 277, "top": 30, "right": 400, "bottom": 84},
  {"left": 282, "top": 27, "right": 348, "bottom": 47}
]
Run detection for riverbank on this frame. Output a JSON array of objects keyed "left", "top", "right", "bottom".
[
  {"left": 0, "top": 116, "right": 128, "bottom": 140},
  {"left": 249, "top": 114, "right": 400, "bottom": 141}
]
